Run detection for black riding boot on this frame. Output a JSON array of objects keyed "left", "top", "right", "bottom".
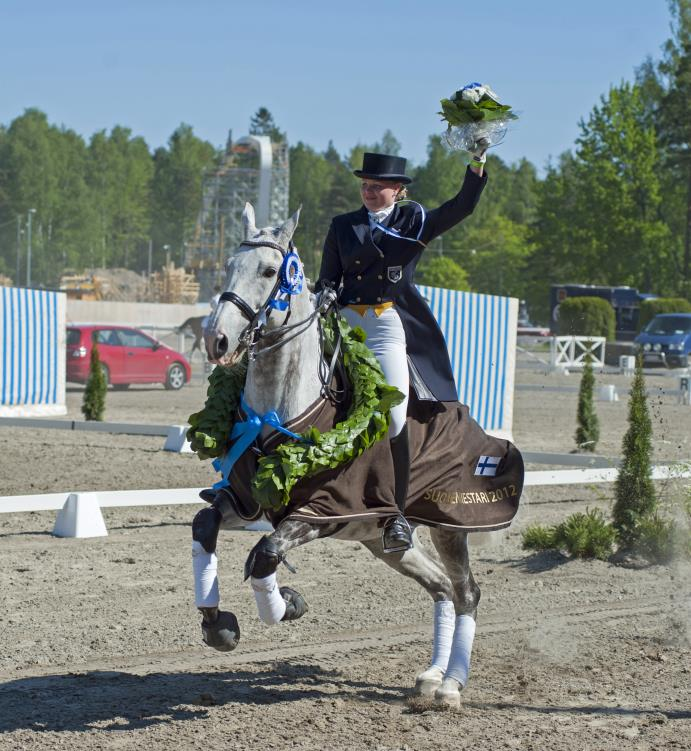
[{"left": 382, "top": 424, "right": 413, "bottom": 553}]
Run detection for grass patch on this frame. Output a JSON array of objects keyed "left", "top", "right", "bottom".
[
  {"left": 522, "top": 508, "right": 616, "bottom": 561},
  {"left": 632, "top": 492, "right": 691, "bottom": 564},
  {"left": 633, "top": 515, "right": 677, "bottom": 564},
  {"left": 554, "top": 508, "right": 616, "bottom": 560},
  {"left": 521, "top": 525, "right": 557, "bottom": 551}
]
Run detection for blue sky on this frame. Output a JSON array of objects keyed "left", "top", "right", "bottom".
[{"left": 0, "top": 0, "right": 673, "bottom": 172}]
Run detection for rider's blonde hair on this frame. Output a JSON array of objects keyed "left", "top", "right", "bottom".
[{"left": 395, "top": 185, "right": 408, "bottom": 201}]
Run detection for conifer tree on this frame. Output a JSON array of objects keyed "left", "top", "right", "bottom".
[
  {"left": 82, "top": 339, "right": 107, "bottom": 421},
  {"left": 249, "top": 107, "right": 285, "bottom": 143},
  {"left": 612, "top": 356, "right": 656, "bottom": 547},
  {"left": 575, "top": 354, "right": 599, "bottom": 451}
]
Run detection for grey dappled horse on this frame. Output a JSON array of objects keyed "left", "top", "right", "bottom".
[{"left": 193, "top": 204, "right": 481, "bottom": 708}]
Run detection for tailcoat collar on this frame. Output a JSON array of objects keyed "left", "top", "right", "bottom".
[
  {"left": 351, "top": 203, "right": 402, "bottom": 245},
  {"left": 351, "top": 206, "right": 369, "bottom": 245}
]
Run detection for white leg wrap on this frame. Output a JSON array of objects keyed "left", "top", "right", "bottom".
[
  {"left": 192, "top": 541, "right": 220, "bottom": 608},
  {"left": 251, "top": 572, "right": 286, "bottom": 625},
  {"left": 430, "top": 600, "right": 456, "bottom": 672},
  {"left": 445, "top": 614, "right": 476, "bottom": 687}
]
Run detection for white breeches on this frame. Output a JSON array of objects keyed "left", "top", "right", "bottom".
[{"left": 340, "top": 306, "right": 409, "bottom": 437}]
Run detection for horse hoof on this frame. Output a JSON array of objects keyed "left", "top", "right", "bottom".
[
  {"left": 280, "top": 587, "right": 308, "bottom": 621},
  {"left": 414, "top": 666, "right": 444, "bottom": 697},
  {"left": 434, "top": 677, "right": 463, "bottom": 709},
  {"left": 202, "top": 610, "right": 240, "bottom": 652}
]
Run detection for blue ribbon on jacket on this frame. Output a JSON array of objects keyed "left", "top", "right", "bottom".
[
  {"left": 371, "top": 200, "right": 427, "bottom": 244},
  {"left": 212, "top": 392, "right": 308, "bottom": 490}
]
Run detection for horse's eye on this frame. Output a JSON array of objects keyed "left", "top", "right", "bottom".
[{"left": 262, "top": 268, "right": 277, "bottom": 278}]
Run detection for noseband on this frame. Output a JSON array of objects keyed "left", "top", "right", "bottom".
[{"left": 218, "top": 238, "right": 309, "bottom": 359}]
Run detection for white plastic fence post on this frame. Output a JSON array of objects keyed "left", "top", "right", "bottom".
[
  {"left": 53, "top": 493, "right": 108, "bottom": 538},
  {"left": 164, "top": 425, "right": 192, "bottom": 452}
]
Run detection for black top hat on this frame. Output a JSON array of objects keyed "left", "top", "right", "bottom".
[{"left": 353, "top": 152, "right": 412, "bottom": 184}]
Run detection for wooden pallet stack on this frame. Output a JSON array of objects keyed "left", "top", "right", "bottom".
[
  {"left": 59, "top": 273, "right": 103, "bottom": 300},
  {"left": 149, "top": 261, "right": 200, "bottom": 304}
]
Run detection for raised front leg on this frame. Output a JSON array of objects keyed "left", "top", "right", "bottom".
[
  {"left": 191, "top": 488, "right": 248, "bottom": 652},
  {"left": 244, "top": 519, "right": 338, "bottom": 625},
  {"left": 429, "top": 528, "right": 480, "bottom": 708}
]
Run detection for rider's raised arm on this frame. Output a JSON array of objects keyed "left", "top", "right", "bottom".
[
  {"left": 420, "top": 166, "right": 488, "bottom": 245},
  {"left": 316, "top": 220, "right": 343, "bottom": 293}
]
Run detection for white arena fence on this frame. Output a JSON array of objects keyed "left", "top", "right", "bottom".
[
  {"left": 2, "top": 464, "right": 688, "bottom": 515},
  {"left": 550, "top": 336, "right": 606, "bottom": 370},
  {"left": 0, "top": 286, "right": 66, "bottom": 417},
  {"left": 2, "top": 462, "right": 689, "bottom": 538},
  {"left": 417, "top": 286, "right": 517, "bottom": 440}
]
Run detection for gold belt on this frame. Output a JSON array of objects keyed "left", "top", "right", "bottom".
[{"left": 346, "top": 301, "right": 394, "bottom": 317}]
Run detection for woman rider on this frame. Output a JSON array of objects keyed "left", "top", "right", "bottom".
[{"left": 316, "top": 147, "right": 488, "bottom": 553}]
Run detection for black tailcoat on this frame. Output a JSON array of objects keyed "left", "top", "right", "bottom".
[{"left": 317, "top": 166, "right": 488, "bottom": 401}]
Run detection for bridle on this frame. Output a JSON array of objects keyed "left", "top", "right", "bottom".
[
  {"left": 216, "top": 239, "right": 344, "bottom": 402},
  {"left": 218, "top": 238, "right": 312, "bottom": 359}
]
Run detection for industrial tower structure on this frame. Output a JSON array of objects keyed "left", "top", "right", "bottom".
[{"left": 187, "top": 134, "right": 290, "bottom": 300}]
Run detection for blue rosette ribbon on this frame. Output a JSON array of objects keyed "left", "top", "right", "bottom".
[{"left": 212, "top": 392, "right": 309, "bottom": 489}]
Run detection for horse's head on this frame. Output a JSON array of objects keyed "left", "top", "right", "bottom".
[{"left": 205, "top": 202, "right": 304, "bottom": 366}]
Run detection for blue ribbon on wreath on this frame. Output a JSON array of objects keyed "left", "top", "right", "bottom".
[{"left": 212, "top": 392, "right": 309, "bottom": 489}]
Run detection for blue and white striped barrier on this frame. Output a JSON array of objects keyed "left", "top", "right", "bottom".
[
  {"left": 0, "top": 287, "right": 66, "bottom": 416},
  {"left": 417, "top": 286, "right": 517, "bottom": 440}
]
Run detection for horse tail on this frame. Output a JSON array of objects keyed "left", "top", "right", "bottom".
[{"left": 177, "top": 317, "right": 193, "bottom": 332}]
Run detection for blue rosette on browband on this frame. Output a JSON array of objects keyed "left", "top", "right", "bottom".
[{"left": 268, "top": 249, "right": 304, "bottom": 312}]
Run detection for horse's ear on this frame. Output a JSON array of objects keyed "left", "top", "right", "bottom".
[
  {"left": 277, "top": 206, "right": 301, "bottom": 247},
  {"left": 242, "top": 203, "right": 257, "bottom": 240}
]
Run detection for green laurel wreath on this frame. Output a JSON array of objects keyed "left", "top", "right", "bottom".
[{"left": 186, "top": 312, "right": 404, "bottom": 511}]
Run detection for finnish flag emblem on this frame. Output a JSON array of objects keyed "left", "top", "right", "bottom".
[{"left": 475, "top": 456, "right": 501, "bottom": 476}]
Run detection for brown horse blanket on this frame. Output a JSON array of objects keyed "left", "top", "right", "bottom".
[{"left": 227, "top": 392, "right": 523, "bottom": 532}]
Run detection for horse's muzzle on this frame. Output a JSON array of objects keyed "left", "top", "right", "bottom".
[
  {"left": 206, "top": 332, "right": 228, "bottom": 363},
  {"left": 205, "top": 331, "right": 246, "bottom": 367}
]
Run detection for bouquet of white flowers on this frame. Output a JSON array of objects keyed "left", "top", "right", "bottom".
[{"left": 439, "top": 82, "right": 517, "bottom": 154}]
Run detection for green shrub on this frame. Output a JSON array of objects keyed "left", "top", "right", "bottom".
[
  {"left": 613, "top": 357, "right": 656, "bottom": 549},
  {"left": 558, "top": 297, "right": 616, "bottom": 340},
  {"left": 521, "top": 525, "right": 557, "bottom": 551},
  {"left": 575, "top": 354, "right": 599, "bottom": 451},
  {"left": 634, "top": 515, "right": 677, "bottom": 564},
  {"left": 633, "top": 490, "right": 691, "bottom": 564},
  {"left": 82, "top": 340, "right": 107, "bottom": 421},
  {"left": 554, "top": 508, "right": 617, "bottom": 560},
  {"left": 416, "top": 256, "right": 470, "bottom": 292},
  {"left": 639, "top": 297, "right": 691, "bottom": 331}
]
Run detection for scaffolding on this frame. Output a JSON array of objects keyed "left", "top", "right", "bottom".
[{"left": 187, "top": 134, "right": 289, "bottom": 300}]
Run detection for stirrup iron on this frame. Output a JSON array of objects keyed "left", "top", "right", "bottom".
[{"left": 382, "top": 514, "right": 413, "bottom": 554}]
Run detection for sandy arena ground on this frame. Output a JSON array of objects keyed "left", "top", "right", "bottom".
[{"left": 0, "top": 364, "right": 689, "bottom": 750}]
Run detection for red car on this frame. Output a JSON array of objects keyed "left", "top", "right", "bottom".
[{"left": 66, "top": 325, "right": 192, "bottom": 390}]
